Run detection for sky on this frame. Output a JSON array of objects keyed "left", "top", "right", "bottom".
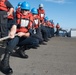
[{"left": 9, "top": 0, "right": 76, "bottom": 31}]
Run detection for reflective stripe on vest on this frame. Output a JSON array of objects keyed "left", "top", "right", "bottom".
[{"left": 33, "top": 15, "right": 39, "bottom": 28}]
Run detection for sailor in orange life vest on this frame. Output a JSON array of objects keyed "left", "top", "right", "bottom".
[
  {"left": 0, "top": 1, "right": 39, "bottom": 75},
  {"left": 37, "top": 3, "right": 45, "bottom": 24},
  {"left": 31, "top": 8, "right": 46, "bottom": 44},
  {"left": 50, "top": 20, "right": 55, "bottom": 37},
  {"left": 44, "top": 17, "right": 52, "bottom": 38},
  {"left": 56, "top": 23, "right": 60, "bottom": 36},
  {"left": 37, "top": 4, "right": 49, "bottom": 42},
  {"left": 0, "top": 0, "right": 14, "bottom": 37},
  {"left": 15, "top": 2, "right": 22, "bottom": 18},
  {"left": 17, "top": 2, "right": 22, "bottom": 11}
]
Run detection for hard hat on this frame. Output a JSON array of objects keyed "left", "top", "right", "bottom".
[
  {"left": 57, "top": 23, "right": 59, "bottom": 25},
  {"left": 15, "top": 6, "right": 18, "bottom": 10},
  {"left": 21, "top": 1, "right": 30, "bottom": 10},
  {"left": 39, "top": 3, "right": 44, "bottom": 8},
  {"left": 31, "top": 8, "right": 38, "bottom": 14},
  {"left": 18, "top": 2, "right": 22, "bottom": 6},
  {"left": 44, "top": 16, "right": 49, "bottom": 21},
  {"left": 50, "top": 20, "right": 53, "bottom": 22}
]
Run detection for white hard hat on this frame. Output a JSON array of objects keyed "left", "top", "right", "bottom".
[{"left": 39, "top": 3, "right": 44, "bottom": 8}]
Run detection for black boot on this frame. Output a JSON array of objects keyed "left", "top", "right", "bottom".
[
  {"left": 0, "top": 52, "right": 13, "bottom": 74},
  {"left": 27, "top": 44, "right": 38, "bottom": 49},
  {"left": 2, "top": 40, "right": 7, "bottom": 48},
  {"left": 39, "top": 40, "right": 47, "bottom": 45},
  {"left": 16, "top": 46, "right": 28, "bottom": 58}
]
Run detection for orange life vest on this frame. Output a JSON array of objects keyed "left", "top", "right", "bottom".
[
  {"left": 38, "top": 8, "right": 45, "bottom": 21},
  {"left": 51, "top": 23, "right": 54, "bottom": 28},
  {"left": 16, "top": 7, "right": 21, "bottom": 13},
  {"left": 16, "top": 7, "right": 21, "bottom": 18},
  {"left": 56, "top": 25, "right": 60, "bottom": 29},
  {"left": 0, "top": 0, "right": 8, "bottom": 11},
  {"left": 16, "top": 12, "right": 33, "bottom": 33},
  {"left": 45, "top": 21, "right": 52, "bottom": 27},
  {"left": 32, "top": 14, "right": 40, "bottom": 29},
  {"left": 7, "top": 14, "right": 14, "bottom": 19}
]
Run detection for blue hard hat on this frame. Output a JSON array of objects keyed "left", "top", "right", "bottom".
[
  {"left": 50, "top": 20, "right": 53, "bottom": 22},
  {"left": 15, "top": 6, "right": 18, "bottom": 10},
  {"left": 18, "top": 2, "right": 22, "bottom": 6},
  {"left": 50, "top": 20, "right": 54, "bottom": 23},
  {"left": 39, "top": 3, "right": 44, "bottom": 8},
  {"left": 57, "top": 23, "right": 59, "bottom": 25},
  {"left": 21, "top": 1, "right": 30, "bottom": 10},
  {"left": 44, "top": 16, "right": 49, "bottom": 21},
  {"left": 31, "top": 8, "right": 38, "bottom": 14}
]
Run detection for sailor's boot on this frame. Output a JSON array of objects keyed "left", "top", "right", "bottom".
[
  {"left": 17, "top": 46, "right": 28, "bottom": 58},
  {"left": 0, "top": 52, "right": 13, "bottom": 74}
]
